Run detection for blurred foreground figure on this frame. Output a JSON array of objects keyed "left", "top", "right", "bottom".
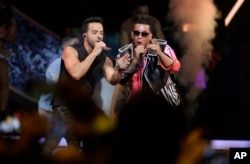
[
  {"left": 0, "top": 1, "right": 17, "bottom": 120},
  {"left": 0, "top": 110, "right": 49, "bottom": 163},
  {"left": 112, "top": 89, "right": 209, "bottom": 164}
]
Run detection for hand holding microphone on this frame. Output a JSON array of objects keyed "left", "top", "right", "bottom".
[
  {"left": 134, "top": 45, "right": 146, "bottom": 59},
  {"left": 147, "top": 39, "right": 162, "bottom": 55},
  {"left": 96, "top": 40, "right": 112, "bottom": 51},
  {"left": 94, "top": 41, "right": 112, "bottom": 55}
]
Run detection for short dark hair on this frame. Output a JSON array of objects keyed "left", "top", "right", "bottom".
[
  {"left": 133, "top": 0, "right": 148, "bottom": 10},
  {"left": 134, "top": 18, "right": 152, "bottom": 32},
  {"left": 81, "top": 16, "right": 104, "bottom": 33}
]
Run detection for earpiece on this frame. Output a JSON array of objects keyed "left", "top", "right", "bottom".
[{"left": 83, "top": 34, "right": 86, "bottom": 38}]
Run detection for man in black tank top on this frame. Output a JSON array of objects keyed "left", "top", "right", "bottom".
[{"left": 41, "top": 16, "right": 130, "bottom": 158}]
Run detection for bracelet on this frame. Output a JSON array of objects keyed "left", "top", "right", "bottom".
[{"left": 114, "top": 66, "right": 125, "bottom": 73}]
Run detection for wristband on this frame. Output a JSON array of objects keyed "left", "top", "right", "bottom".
[{"left": 114, "top": 66, "right": 125, "bottom": 73}]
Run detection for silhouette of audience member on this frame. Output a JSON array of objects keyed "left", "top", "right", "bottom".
[
  {"left": 0, "top": 1, "right": 17, "bottom": 120},
  {"left": 0, "top": 110, "right": 50, "bottom": 163},
  {"left": 112, "top": 89, "right": 209, "bottom": 164}
]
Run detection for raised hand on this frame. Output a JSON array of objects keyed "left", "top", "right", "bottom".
[
  {"left": 116, "top": 53, "right": 131, "bottom": 70},
  {"left": 147, "top": 38, "right": 162, "bottom": 55}
]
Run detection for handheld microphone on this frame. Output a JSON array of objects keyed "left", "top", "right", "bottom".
[
  {"left": 96, "top": 40, "right": 112, "bottom": 51},
  {"left": 103, "top": 46, "right": 112, "bottom": 51},
  {"left": 139, "top": 53, "right": 144, "bottom": 67}
]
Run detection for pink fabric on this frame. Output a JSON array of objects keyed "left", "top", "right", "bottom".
[
  {"left": 160, "top": 45, "right": 180, "bottom": 72},
  {"left": 130, "top": 60, "right": 143, "bottom": 97},
  {"left": 130, "top": 45, "right": 180, "bottom": 97}
]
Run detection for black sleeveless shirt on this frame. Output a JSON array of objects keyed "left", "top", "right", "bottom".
[{"left": 51, "top": 43, "right": 106, "bottom": 107}]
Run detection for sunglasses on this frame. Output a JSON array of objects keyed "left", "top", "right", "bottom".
[{"left": 133, "top": 30, "right": 149, "bottom": 37}]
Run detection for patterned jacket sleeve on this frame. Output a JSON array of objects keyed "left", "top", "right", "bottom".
[{"left": 160, "top": 44, "right": 181, "bottom": 72}]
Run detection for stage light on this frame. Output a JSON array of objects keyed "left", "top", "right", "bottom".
[{"left": 225, "top": 0, "right": 245, "bottom": 27}]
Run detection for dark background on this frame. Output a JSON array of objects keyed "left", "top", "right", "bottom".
[
  {"left": 8, "top": 0, "right": 250, "bottom": 139},
  {"left": 9, "top": 0, "right": 249, "bottom": 38}
]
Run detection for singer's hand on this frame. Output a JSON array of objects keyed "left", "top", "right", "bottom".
[
  {"left": 147, "top": 39, "right": 162, "bottom": 55},
  {"left": 93, "top": 41, "right": 108, "bottom": 56},
  {"left": 116, "top": 53, "right": 131, "bottom": 70},
  {"left": 134, "top": 45, "right": 146, "bottom": 59}
]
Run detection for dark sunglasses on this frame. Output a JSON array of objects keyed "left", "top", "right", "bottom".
[{"left": 133, "top": 30, "right": 149, "bottom": 37}]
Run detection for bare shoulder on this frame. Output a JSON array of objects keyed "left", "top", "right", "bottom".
[
  {"left": 62, "top": 46, "right": 78, "bottom": 58},
  {"left": 148, "top": 15, "right": 161, "bottom": 23},
  {"left": 121, "top": 17, "right": 133, "bottom": 30}
]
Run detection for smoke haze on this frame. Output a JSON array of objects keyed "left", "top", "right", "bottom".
[{"left": 167, "top": 0, "right": 221, "bottom": 103}]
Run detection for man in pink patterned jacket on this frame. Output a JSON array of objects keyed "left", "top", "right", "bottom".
[{"left": 110, "top": 18, "right": 182, "bottom": 121}]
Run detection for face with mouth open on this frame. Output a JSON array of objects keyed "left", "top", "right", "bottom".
[{"left": 131, "top": 23, "right": 153, "bottom": 48}]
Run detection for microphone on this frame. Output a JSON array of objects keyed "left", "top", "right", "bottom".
[
  {"left": 103, "top": 46, "right": 112, "bottom": 51},
  {"left": 139, "top": 53, "right": 144, "bottom": 67},
  {"left": 96, "top": 40, "right": 112, "bottom": 51}
]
